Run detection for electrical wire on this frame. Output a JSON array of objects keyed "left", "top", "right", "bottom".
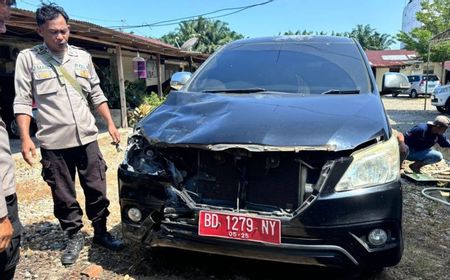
[
  {"left": 16, "top": 0, "right": 36, "bottom": 7},
  {"left": 16, "top": 0, "right": 274, "bottom": 31},
  {"left": 121, "top": 2, "right": 269, "bottom": 27},
  {"left": 147, "top": 6, "right": 264, "bottom": 28},
  {"left": 108, "top": 0, "right": 274, "bottom": 30}
]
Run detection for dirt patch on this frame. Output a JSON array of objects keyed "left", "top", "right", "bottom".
[
  {"left": 11, "top": 97, "right": 450, "bottom": 279},
  {"left": 380, "top": 96, "right": 450, "bottom": 280}
]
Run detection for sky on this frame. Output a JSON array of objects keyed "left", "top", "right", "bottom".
[{"left": 15, "top": 0, "right": 409, "bottom": 49}]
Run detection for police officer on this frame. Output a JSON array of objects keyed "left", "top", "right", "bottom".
[
  {"left": 0, "top": 0, "right": 23, "bottom": 279},
  {"left": 14, "top": 3, "right": 123, "bottom": 266}
]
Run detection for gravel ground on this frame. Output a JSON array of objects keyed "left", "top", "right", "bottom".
[{"left": 10, "top": 96, "right": 450, "bottom": 279}]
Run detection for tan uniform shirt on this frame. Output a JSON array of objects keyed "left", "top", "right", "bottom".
[
  {"left": 0, "top": 117, "right": 15, "bottom": 217},
  {"left": 14, "top": 44, "right": 108, "bottom": 150}
]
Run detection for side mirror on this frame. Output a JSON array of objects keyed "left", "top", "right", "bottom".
[
  {"left": 170, "top": 71, "right": 192, "bottom": 90},
  {"left": 381, "top": 72, "right": 410, "bottom": 95}
]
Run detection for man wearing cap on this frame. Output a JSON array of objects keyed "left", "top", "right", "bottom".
[
  {"left": 0, "top": 1, "right": 23, "bottom": 279},
  {"left": 402, "top": 115, "right": 450, "bottom": 173}
]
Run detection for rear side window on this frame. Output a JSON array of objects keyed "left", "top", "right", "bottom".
[
  {"left": 423, "top": 75, "right": 439, "bottom": 81},
  {"left": 408, "top": 75, "right": 420, "bottom": 82}
]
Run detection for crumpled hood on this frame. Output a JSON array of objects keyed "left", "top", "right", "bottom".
[{"left": 138, "top": 91, "right": 389, "bottom": 151}]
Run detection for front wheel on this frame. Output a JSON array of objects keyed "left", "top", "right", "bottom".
[
  {"left": 409, "top": 90, "right": 418, "bottom": 98},
  {"left": 9, "top": 119, "right": 20, "bottom": 139},
  {"left": 436, "top": 98, "right": 450, "bottom": 114},
  {"left": 436, "top": 106, "right": 447, "bottom": 113}
]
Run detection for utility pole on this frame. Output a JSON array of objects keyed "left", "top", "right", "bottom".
[{"left": 119, "top": 19, "right": 125, "bottom": 32}]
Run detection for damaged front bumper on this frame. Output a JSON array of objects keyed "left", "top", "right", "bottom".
[
  {"left": 118, "top": 165, "right": 402, "bottom": 270},
  {"left": 118, "top": 131, "right": 402, "bottom": 270}
]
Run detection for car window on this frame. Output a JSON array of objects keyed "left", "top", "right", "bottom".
[
  {"left": 408, "top": 75, "right": 419, "bottom": 83},
  {"left": 187, "top": 40, "right": 371, "bottom": 94},
  {"left": 423, "top": 75, "right": 439, "bottom": 82}
]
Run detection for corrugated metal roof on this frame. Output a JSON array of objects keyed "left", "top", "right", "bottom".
[
  {"left": 365, "top": 50, "right": 418, "bottom": 67},
  {"left": 6, "top": 8, "right": 208, "bottom": 61}
]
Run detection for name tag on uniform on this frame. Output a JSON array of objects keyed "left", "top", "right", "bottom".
[
  {"left": 75, "top": 63, "right": 90, "bottom": 78},
  {"left": 32, "top": 64, "right": 56, "bottom": 80}
]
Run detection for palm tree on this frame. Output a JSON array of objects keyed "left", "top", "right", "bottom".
[
  {"left": 280, "top": 25, "right": 394, "bottom": 49},
  {"left": 349, "top": 24, "right": 395, "bottom": 50},
  {"left": 161, "top": 17, "right": 244, "bottom": 54}
]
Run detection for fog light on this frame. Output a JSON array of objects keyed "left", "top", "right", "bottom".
[
  {"left": 127, "top": 207, "right": 142, "bottom": 222},
  {"left": 368, "top": 228, "right": 387, "bottom": 246}
]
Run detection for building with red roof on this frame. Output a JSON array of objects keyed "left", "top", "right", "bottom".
[{"left": 365, "top": 49, "right": 449, "bottom": 92}]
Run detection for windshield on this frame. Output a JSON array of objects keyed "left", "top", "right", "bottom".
[{"left": 187, "top": 39, "right": 371, "bottom": 94}]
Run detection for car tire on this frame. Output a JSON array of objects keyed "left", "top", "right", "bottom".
[
  {"left": 392, "top": 92, "right": 398, "bottom": 97},
  {"left": 9, "top": 119, "right": 20, "bottom": 139},
  {"left": 438, "top": 98, "right": 450, "bottom": 114},
  {"left": 436, "top": 106, "right": 447, "bottom": 113},
  {"left": 410, "top": 90, "right": 418, "bottom": 98}
]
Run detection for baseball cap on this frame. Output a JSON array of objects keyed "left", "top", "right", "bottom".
[{"left": 427, "top": 115, "right": 450, "bottom": 128}]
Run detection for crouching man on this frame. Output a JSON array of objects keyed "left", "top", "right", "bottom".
[{"left": 403, "top": 115, "right": 450, "bottom": 173}]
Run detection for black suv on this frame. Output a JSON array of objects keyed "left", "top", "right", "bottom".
[{"left": 118, "top": 36, "right": 403, "bottom": 273}]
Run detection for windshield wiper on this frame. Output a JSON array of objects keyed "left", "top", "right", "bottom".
[
  {"left": 321, "top": 89, "right": 360, "bottom": 95},
  {"left": 202, "top": 88, "right": 266, "bottom": 93}
]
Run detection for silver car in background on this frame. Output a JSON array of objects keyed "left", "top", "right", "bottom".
[{"left": 407, "top": 74, "right": 440, "bottom": 98}]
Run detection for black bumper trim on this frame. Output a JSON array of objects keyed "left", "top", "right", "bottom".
[{"left": 146, "top": 227, "right": 359, "bottom": 267}]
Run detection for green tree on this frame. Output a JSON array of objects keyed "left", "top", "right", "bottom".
[
  {"left": 348, "top": 24, "right": 395, "bottom": 50},
  {"left": 280, "top": 24, "right": 394, "bottom": 50},
  {"left": 161, "top": 17, "right": 244, "bottom": 54},
  {"left": 397, "top": 0, "right": 450, "bottom": 62}
]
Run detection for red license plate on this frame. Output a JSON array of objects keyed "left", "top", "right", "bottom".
[{"left": 198, "top": 210, "right": 281, "bottom": 245}]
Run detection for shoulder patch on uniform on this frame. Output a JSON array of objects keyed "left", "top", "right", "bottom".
[
  {"left": 68, "top": 45, "right": 86, "bottom": 57},
  {"left": 30, "top": 44, "right": 47, "bottom": 54},
  {"left": 70, "top": 45, "right": 83, "bottom": 50},
  {"left": 70, "top": 45, "right": 88, "bottom": 52}
]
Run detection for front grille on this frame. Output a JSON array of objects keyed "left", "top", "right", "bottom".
[{"left": 160, "top": 148, "right": 348, "bottom": 213}]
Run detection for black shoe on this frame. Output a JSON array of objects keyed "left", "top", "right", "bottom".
[
  {"left": 409, "top": 162, "right": 424, "bottom": 174},
  {"left": 61, "top": 232, "right": 84, "bottom": 265},
  {"left": 93, "top": 232, "right": 125, "bottom": 251}
]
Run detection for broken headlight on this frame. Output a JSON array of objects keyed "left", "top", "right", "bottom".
[
  {"left": 335, "top": 135, "right": 400, "bottom": 192},
  {"left": 123, "top": 134, "right": 166, "bottom": 176}
]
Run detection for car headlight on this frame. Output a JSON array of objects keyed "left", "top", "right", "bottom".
[
  {"left": 123, "top": 135, "right": 166, "bottom": 176},
  {"left": 335, "top": 135, "right": 400, "bottom": 192}
]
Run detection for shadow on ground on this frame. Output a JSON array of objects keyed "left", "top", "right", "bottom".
[
  {"left": 385, "top": 108, "right": 437, "bottom": 133},
  {"left": 83, "top": 224, "right": 383, "bottom": 280}
]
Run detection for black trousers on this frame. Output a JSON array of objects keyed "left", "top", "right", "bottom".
[
  {"left": 40, "top": 141, "right": 110, "bottom": 235},
  {"left": 0, "top": 194, "right": 22, "bottom": 279}
]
